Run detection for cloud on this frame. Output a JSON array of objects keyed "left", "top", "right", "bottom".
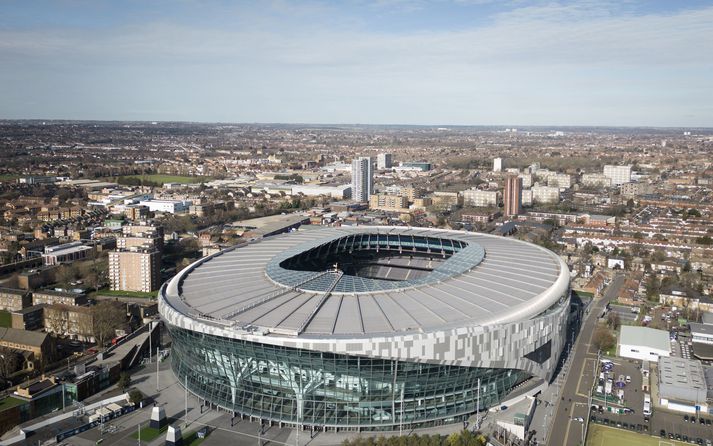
[{"left": 0, "top": 1, "right": 711, "bottom": 125}]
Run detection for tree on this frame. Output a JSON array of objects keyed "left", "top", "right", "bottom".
[
  {"left": 92, "top": 301, "right": 126, "bottom": 348},
  {"left": 607, "top": 312, "right": 621, "bottom": 330},
  {"left": 128, "top": 389, "right": 144, "bottom": 406},
  {"left": 592, "top": 326, "right": 616, "bottom": 351},
  {"left": 0, "top": 347, "right": 21, "bottom": 379},
  {"left": 117, "top": 372, "right": 131, "bottom": 391}
]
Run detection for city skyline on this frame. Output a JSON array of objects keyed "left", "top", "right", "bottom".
[{"left": 1, "top": 0, "right": 712, "bottom": 127}]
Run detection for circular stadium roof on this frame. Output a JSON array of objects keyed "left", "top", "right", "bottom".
[{"left": 165, "top": 226, "right": 569, "bottom": 338}]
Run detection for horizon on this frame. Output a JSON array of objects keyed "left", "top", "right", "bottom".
[{"left": 1, "top": 1, "right": 712, "bottom": 127}]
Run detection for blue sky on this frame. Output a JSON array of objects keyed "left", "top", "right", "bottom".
[{"left": 1, "top": 0, "right": 712, "bottom": 126}]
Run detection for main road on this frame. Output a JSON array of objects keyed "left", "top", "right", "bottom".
[{"left": 546, "top": 273, "right": 625, "bottom": 446}]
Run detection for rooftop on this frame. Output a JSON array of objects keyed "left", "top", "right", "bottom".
[
  {"left": 619, "top": 325, "right": 670, "bottom": 352},
  {"left": 166, "top": 226, "right": 568, "bottom": 338},
  {"left": 0, "top": 327, "right": 48, "bottom": 347}
]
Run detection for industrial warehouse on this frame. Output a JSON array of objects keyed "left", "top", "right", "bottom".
[{"left": 158, "top": 226, "right": 571, "bottom": 431}]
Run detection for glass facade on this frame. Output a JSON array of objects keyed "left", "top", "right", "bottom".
[{"left": 169, "top": 326, "right": 530, "bottom": 431}]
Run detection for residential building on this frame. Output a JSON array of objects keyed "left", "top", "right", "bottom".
[
  {"left": 0, "top": 327, "right": 53, "bottom": 366},
  {"left": 521, "top": 189, "right": 533, "bottom": 207},
  {"left": 10, "top": 305, "right": 44, "bottom": 331},
  {"left": 430, "top": 191, "right": 462, "bottom": 210},
  {"left": 369, "top": 194, "right": 409, "bottom": 212},
  {"left": 0, "top": 287, "right": 32, "bottom": 312},
  {"left": 32, "top": 290, "right": 87, "bottom": 307},
  {"left": 620, "top": 182, "right": 650, "bottom": 198},
  {"left": 493, "top": 157, "right": 503, "bottom": 172},
  {"left": 108, "top": 248, "right": 161, "bottom": 293},
  {"left": 351, "top": 157, "right": 373, "bottom": 202},
  {"left": 531, "top": 186, "right": 560, "bottom": 204},
  {"left": 43, "top": 304, "right": 94, "bottom": 342},
  {"left": 376, "top": 153, "right": 393, "bottom": 170},
  {"left": 603, "top": 165, "right": 632, "bottom": 186},
  {"left": 504, "top": 175, "right": 522, "bottom": 217},
  {"left": 518, "top": 173, "right": 532, "bottom": 188},
  {"left": 581, "top": 173, "right": 612, "bottom": 188},
  {"left": 547, "top": 173, "right": 572, "bottom": 189},
  {"left": 462, "top": 189, "right": 499, "bottom": 207},
  {"left": 401, "top": 187, "right": 424, "bottom": 201}
]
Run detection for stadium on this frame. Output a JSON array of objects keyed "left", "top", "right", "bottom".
[{"left": 159, "top": 226, "right": 570, "bottom": 431}]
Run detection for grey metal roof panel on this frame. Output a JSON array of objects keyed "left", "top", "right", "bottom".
[{"left": 171, "top": 226, "right": 570, "bottom": 338}]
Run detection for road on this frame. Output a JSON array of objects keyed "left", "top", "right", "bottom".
[{"left": 546, "top": 273, "right": 625, "bottom": 446}]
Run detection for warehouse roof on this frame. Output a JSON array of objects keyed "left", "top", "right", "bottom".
[{"left": 619, "top": 326, "right": 670, "bottom": 352}]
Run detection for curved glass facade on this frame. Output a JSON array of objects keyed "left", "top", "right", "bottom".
[{"left": 168, "top": 326, "right": 530, "bottom": 431}]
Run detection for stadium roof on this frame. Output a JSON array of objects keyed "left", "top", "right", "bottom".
[{"left": 167, "top": 226, "right": 569, "bottom": 338}]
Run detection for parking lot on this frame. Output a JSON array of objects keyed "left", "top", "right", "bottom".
[{"left": 588, "top": 356, "right": 713, "bottom": 445}]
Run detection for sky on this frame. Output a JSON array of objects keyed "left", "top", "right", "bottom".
[{"left": 1, "top": 0, "right": 712, "bottom": 127}]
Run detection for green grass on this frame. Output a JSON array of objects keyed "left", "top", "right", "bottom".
[
  {"left": 587, "top": 424, "right": 687, "bottom": 446},
  {"left": 0, "top": 397, "right": 26, "bottom": 412},
  {"left": 117, "top": 174, "right": 210, "bottom": 185},
  {"left": 132, "top": 424, "right": 168, "bottom": 441},
  {"left": 0, "top": 310, "right": 11, "bottom": 327},
  {"left": 184, "top": 430, "right": 206, "bottom": 446},
  {"left": 97, "top": 289, "right": 156, "bottom": 299},
  {"left": 0, "top": 174, "right": 21, "bottom": 182}
]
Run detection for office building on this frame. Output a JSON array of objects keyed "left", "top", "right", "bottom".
[
  {"left": 504, "top": 175, "right": 522, "bottom": 216},
  {"left": 109, "top": 248, "right": 161, "bottom": 293},
  {"left": 160, "top": 226, "right": 570, "bottom": 431},
  {"left": 351, "top": 157, "right": 373, "bottom": 202}
]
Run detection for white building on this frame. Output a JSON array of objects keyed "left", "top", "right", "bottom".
[
  {"left": 603, "top": 165, "right": 632, "bottom": 186},
  {"left": 291, "top": 184, "right": 351, "bottom": 199},
  {"left": 547, "top": 173, "right": 572, "bottom": 189},
  {"left": 581, "top": 173, "right": 612, "bottom": 188},
  {"left": 42, "top": 242, "right": 95, "bottom": 266},
  {"left": 493, "top": 157, "right": 503, "bottom": 172},
  {"left": 518, "top": 173, "right": 533, "bottom": 189},
  {"left": 618, "top": 326, "right": 670, "bottom": 362},
  {"left": 376, "top": 153, "right": 393, "bottom": 170},
  {"left": 689, "top": 323, "right": 713, "bottom": 345},
  {"left": 521, "top": 189, "right": 533, "bottom": 207},
  {"left": 531, "top": 186, "right": 560, "bottom": 204},
  {"left": 462, "top": 189, "right": 499, "bottom": 207},
  {"left": 138, "top": 199, "right": 192, "bottom": 214},
  {"left": 351, "top": 157, "right": 373, "bottom": 202}
]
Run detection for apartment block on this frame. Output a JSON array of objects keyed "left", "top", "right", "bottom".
[{"left": 108, "top": 248, "right": 161, "bottom": 293}]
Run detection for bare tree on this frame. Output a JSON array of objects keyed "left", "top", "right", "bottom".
[
  {"left": 92, "top": 301, "right": 126, "bottom": 348},
  {"left": 44, "top": 305, "right": 70, "bottom": 337},
  {"left": 0, "top": 347, "right": 21, "bottom": 379}
]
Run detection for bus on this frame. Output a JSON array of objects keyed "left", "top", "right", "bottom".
[{"left": 643, "top": 394, "right": 651, "bottom": 416}]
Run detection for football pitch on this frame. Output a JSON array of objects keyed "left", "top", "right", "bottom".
[{"left": 587, "top": 425, "right": 687, "bottom": 446}]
